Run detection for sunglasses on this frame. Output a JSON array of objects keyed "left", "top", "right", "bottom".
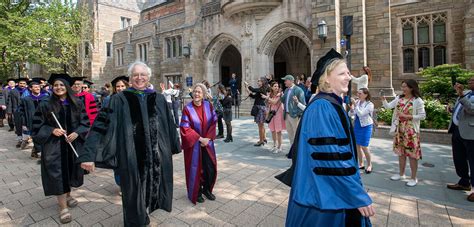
[{"left": 82, "top": 86, "right": 88, "bottom": 89}]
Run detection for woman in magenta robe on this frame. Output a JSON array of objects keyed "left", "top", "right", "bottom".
[{"left": 180, "top": 83, "right": 218, "bottom": 204}]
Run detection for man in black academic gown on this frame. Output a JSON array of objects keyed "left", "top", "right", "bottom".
[
  {"left": 78, "top": 61, "right": 181, "bottom": 226},
  {"left": 8, "top": 78, "right": 30, "bottom": 148},
  {"left": 18, "top": 79, "right": 49, "bottom": 155}
]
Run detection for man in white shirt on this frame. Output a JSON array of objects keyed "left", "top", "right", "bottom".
[{"left": 447, "top": 77, "right": 474, "bottom": 202}]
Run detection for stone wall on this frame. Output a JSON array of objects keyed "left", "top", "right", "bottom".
[
  {"left": 365, "top": 0, "right": 391, "bottom": 91},
  {"left": 464, "top": 2, "right": 474, "bottom": 70},
  {"left": 389, "top": 0, "right": 468, "bottom": 87},
  {"left": 94, "top": 4, "right": 141, "bottom": 85}
]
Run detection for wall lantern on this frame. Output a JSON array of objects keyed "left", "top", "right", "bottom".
[
  {"left": 183, "top": 44, "right": 191, "bottom": 57},
  {"left": 318, "top": 20, "right": 328, "bottom": 43}
]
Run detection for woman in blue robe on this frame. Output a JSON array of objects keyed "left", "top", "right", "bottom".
[{"left": 283, "top": 49, "right": 375, "bottom": 226}]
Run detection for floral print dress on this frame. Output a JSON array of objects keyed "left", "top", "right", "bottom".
[{"left": 393, "top": 97, "right": 422, "bottom": 160}]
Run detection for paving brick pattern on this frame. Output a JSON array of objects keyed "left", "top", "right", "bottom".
[{"left": 1, "top": 121, "right": 473, "bottom": 226}]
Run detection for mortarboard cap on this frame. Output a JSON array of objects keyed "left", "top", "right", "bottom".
[
  {"left": 83, "top": 80, "right": 94, "bottom": 87},
  {"left": 48, "top": 73, "right": 72, "bottom": 86},
  {"left": 16, "top": 78, "right": 29, "bottom": 83},
  {"left": 311, "top": 48, "right": 344, "bottom": 87},
  {"left": 111, "top": 76, "right": 129, "bottom": 87},
  {"left": 71, "top": 77, "right": 86, "bottom": 84},
  {"left": 31, "top": 77, "right": 46, "bottom": 82}
]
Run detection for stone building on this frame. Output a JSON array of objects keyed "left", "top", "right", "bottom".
[{"left": 83, "top": 0, "right": 474, "bottom": 100}]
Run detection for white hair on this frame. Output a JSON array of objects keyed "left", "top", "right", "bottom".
[{"left": 127, "top": 61, "right": 152, "bottom": 77}]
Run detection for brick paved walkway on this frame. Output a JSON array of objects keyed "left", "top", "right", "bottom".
[{"left": 0, "top": 119, "right": 473, "bottom": 226}]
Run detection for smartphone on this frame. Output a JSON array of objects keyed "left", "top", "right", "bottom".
[{"left": 451, "top": 75, "right": 457, "bottom": 87}]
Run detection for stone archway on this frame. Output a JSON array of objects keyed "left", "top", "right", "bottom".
[
  {"left": 219, "top": 45, "right": 242, "bottom": 89},
  {"left": 204, "top": 33, "right": 242, "bottom": 84},
  {"left": 274, "top": 36, "right": 311, "bottom": 81},
  {"left": 257, "top": 21, "right": 312, "bottom": 78}
]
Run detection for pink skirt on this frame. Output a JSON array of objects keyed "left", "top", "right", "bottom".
[{"left": 268, "top": 103, "right": 286, "bottom": 132}]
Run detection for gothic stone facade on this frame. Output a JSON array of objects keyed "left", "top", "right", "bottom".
[{"left": 91, "top": 0, "right": 473, "bottom": 99}]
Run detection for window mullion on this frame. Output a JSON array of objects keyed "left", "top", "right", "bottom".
[
  {"left": 414, "top": 22, "right": 419, "bottom": 71},
  {"left": 429, "top": 18, "right": 434, "bottom": 67}
]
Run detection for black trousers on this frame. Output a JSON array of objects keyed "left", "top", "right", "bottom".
[
  {"left": 201, "top": 147, "right": 216, "bottom": 192},
  {"left": 217, "top": 114, "right": 224, "bottom": 136},
  {"left": 452, "top": 125, "right": 474, "bottom": 187},
  {"left": 7, "top": 113, "right": 14, "bottom": 129}
]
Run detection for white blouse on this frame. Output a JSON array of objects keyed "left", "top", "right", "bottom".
[{"left": 351, "top": 74, "right": 369, "bottom": 90}]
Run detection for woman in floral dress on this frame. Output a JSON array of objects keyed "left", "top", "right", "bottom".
[{"left": 382, "top": 79, "right": 426, "bottom": 187}]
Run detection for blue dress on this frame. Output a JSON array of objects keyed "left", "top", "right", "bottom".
[
  {"left": 354, "top": 116, "right": 373, "bottom": 147},
  {"left": 286, "top": 93, "right": 372, "bottom": 227}
]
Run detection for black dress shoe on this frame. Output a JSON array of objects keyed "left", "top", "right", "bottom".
[
  {"left": 447, "top": 183, "right": 471, "bottom": 191},
  {"left": 224, "top": 138, "right": 233, "bottom": 143},
  {"left": 202, "top": 190, "right": 216, "bottom": 201},
  {"left": 216, "top": 135, "right": 224, "bottom": 139},
  {"left": 197, "top": 195, "right": 205, "bottom": 203},
  {"left": 8, "top": 128, "right": 14, "bottom": 132},
  {"left": 468, "top": 193, "right": 474, "bottom": 202}
]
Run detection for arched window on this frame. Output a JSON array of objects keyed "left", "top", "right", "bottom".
[
  {"left": 403, "top": 24, "right": 414, "bottom": 45},
  {"left": 417, "top": 21, "right": 429, "bottom": 44},
  {"left": 434, "top": 46, "right": 446, "bottom": 66},
  {"left": 403, "top": 48, "right": 414, "bottom": 73},
  {"left": 166, "top": 38, "right": 172, "bottom": 58},
  {"left": 178, "top": 36, "right": 183, "bottom": 57},
  {"left": 172, "top": 38, "right": 177, "bottom": 58},
  {"left": 418, "top": 47, "right": 430, "bottom": 69},
  {"left": 401, "top": 12, "right": 448, "bottom": 73},
  {"left": 433, "top": 21, "right": 446, "bottom": 43}
]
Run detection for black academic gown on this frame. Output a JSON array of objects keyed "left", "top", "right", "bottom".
[
  {"left": 19, "top": 94, "right": 49, "bottom": 151},
  {"left": 78, "top": 90, "right": 181, "bottom": 227},
  {"left": 32, "top": 100, "right": 90, "bottom": 196},
  {"left": 8, "top": 89, "right": 22, "bottom": 136}
]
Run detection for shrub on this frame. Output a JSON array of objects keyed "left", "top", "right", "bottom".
[
  {"left": 419, "top": 64, "right": 474, "bottom": 103},
  {"left": 376, "top": 98, "right": 451, "bottom": 129},
  {"left": 375, "top": 108, "right": 393, "bottom": 126}
]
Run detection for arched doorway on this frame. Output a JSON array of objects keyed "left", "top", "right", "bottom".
[
  {"left": 273, "top": 36, "right": 311, "bottom": 81},
  {"left": 220, "top": 45, "right": 242, "bottom": 90}
]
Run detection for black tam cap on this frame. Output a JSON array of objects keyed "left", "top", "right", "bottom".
[
  {"left": 83, "top": 80, "right": 94, "bottom": 87},
  {"left": 311, "top": 48, "right": 344, "bottom": 87},
  {"left": 70, "top": 77, "right": 86, "bottom": 84},
  {"left": 111, "top": 76, "right": 129, "bottom": 87},
  {"left": 7, "top": 78, "right": 16, "bottom": 83},
  {"left": 16, "top": 78, "right": 30, "bottom": 83},
  {"left": 31, "top": 77, "right": 46, "bottom": 82},
  {"left": 48, "top": 73, "right": 72, "bottom": 86},
  {"left": 28, "top": 79, "right": 41, "bottom": 86}
]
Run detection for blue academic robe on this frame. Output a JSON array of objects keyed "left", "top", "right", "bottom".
[{"left": 286, "top": 93, "right": 372, "bottom": 227}]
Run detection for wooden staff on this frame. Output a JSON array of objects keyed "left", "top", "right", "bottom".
[{"left": 51, "top": 112, "right": 79, "bottom": 157}]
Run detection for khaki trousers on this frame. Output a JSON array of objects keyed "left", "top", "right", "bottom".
[{"left": 285, "top": 116, "right": 300, "bottom": 145}]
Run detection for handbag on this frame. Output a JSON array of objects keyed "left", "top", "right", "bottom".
[{"left": 250, "top": 105, "right": 259, "bottom": 117}]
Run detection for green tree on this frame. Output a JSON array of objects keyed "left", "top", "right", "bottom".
[{"left": 0, "top": 0, "right": 89, "bottom": 81}]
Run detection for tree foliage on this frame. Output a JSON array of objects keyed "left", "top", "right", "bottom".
[
  {"left": 0, "top": 0, "right": 89, "bottom": 81},
  {"left": 419, "top": 64, "right": 474, "bottom": 103}
]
